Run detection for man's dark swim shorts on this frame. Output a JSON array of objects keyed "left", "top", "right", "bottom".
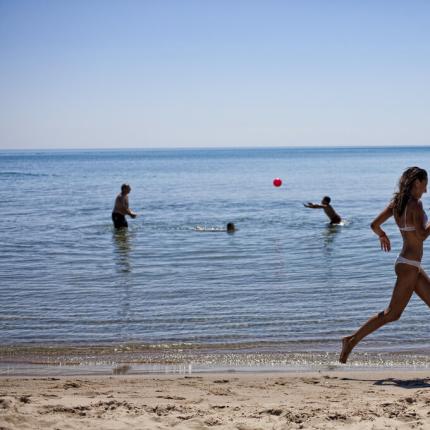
[{"left": 112, "top": 212, "right": 128, "bottom": 229}]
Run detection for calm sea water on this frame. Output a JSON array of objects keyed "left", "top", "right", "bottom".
[{"left": 2, "top": 146, "right": 430, "bottom": 370}]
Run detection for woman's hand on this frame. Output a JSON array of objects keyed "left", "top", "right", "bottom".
[{"left": 379, "top": 234, "right": 391, "bottom": 252}]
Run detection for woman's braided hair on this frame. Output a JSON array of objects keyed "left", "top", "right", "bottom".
[{"left": 392, "top": 166, "right": 428, "bottom": 218}]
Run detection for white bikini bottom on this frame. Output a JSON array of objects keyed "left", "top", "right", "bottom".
[{"left": 395, "top": 255, "right": 421, "bottom": 270}]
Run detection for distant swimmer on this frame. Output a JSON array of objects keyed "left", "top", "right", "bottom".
[
  {"left": 112, "top": 183, "right": 137, "bottom": 229},
  {"left": 304, "top": 196, "right": 342, "bottom": 225},
  {"left": 226, "top": 222, "right": 236, "bottom": 233},
  {"left": 195, "top": 222, "right": 236, "bottom": 233}
]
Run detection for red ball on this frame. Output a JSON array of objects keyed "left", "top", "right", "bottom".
[{"left": 273, "top": 178, "right": 282, "bottom": 187}]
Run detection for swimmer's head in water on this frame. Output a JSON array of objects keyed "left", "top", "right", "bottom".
[
  {"left": 393, "top": 167, "right": 428, "bottom": 217},
  {"left": 121, "top": 183, "right": 131, "bottom": 194},
  {"left": 226, "top": 222, "right": 236, "bottom": 233},
  {"left": 322, "top": 196, "right": 331, "bottom": 205}
]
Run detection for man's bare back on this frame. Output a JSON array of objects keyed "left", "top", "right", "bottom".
[{"left": 304, "top": 196, "right": 342, "bottom": 224}]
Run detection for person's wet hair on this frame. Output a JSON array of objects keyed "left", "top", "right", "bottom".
[
  {"left": 226, "top": 222, "right": 235, "bottom": 233},
  {"left": 121, "top": 183, "right": 130, "bottom": 192},
  {"left": 322, "top": 196, "right": 331, "bottom": 204},
  {"left": 392, "top": 167, "right": 428, "bottom": 218}
]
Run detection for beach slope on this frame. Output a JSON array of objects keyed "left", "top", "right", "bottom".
[{"left": 2, "top": 370, "right": 430, "bottom": 429}]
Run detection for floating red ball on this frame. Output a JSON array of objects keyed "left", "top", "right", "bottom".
[{"left": 273, "top": 178, "right": 282, "bottom": 187}]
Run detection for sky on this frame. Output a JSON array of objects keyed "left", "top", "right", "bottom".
[{"left": 0, "top": 0, "right": 429, "bottom": 150}]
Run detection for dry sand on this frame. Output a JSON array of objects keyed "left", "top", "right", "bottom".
[{"left": 2, "top": 370, "right": 430, "bottom": 429}]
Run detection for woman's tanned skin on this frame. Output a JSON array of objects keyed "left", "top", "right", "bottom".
[{"left": 340, "top": 167, "right": 430, "bottom": 363}]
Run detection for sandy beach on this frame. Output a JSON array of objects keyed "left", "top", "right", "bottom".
[{"left": 2, "top": 370, "right": 430, "bottom": 429}]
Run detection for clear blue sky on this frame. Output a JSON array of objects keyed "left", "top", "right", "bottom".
[{"left": 1, "top": 0, "right": 429, "bottom": 149}]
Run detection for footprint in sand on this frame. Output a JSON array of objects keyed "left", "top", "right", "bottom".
[
  {"left": 207, "top": 387, "right": 232, "bottom": 396},
  {"left": 19, "top": 395, "right": 31, "bottom": 404},
  {"left": 0, "top": 398, "right": 13, "bottom": 410},
  {"left": 156, "top": 395, "right": 186, "bottom": 401},
  {"left": 259, "top": 408, "right": 283, "bottom": 416},
  {"left": 63, "top": 381, "right": 81, "bottom": 389},
  {"left": 204, "top": 416, "right": 222, "bottom": 426}
]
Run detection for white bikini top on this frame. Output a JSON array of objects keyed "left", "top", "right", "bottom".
[{"left": 399, "top": 205, "right": 428, "bottom": 232}]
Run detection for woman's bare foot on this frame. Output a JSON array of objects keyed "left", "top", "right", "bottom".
[{"left": 339, "top": 336, "right": 354, "bottom": 363}]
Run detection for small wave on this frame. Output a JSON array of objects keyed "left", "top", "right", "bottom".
[
  {"left": 194, "top": 226, "right": 228, "bottom": 232},
  {"left": 330, "top": 219, "right": 352, "bottom": 227},
  {"left": 3, "top": 343, "right": 430, "bottom": 373},
  {"left": 0, "top": 171, "right": 50, "bottom": 178}
]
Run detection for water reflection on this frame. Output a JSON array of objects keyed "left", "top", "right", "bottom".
[
  {"left": 321, "top": 224, "right": 342, "bottom": 286},
  {"left": 323, "top": 224, "right": 340, "bottom": 249},
  {"left": 112, "top": 228, "right": 135, "bottom": 341},
  {"left": 273, "top": 238, "right": 286, "bottom": 277},
  {"left": 112, "top": 228, "right": 134, "bottom": 273}
]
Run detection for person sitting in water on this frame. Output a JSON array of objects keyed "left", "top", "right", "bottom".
[
  {"left": 112, "top": 183, "right": 137, "bottom": 229},
  {"left": 195, "top": 222, "right": 236, "bottom": 233},
  {"left": 304, "top": 196, "right": 342, "bottom": 224}
]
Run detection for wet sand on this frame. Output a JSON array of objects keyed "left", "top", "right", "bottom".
[{"left": 2, "top": 370, "right": 430, "bottom": 429}]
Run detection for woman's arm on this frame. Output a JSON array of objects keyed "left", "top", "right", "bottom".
[{"left": 370, "top": 205, "right": 393, "bottom": 252}]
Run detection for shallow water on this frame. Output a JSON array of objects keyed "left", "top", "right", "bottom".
[{"left": 2, "top": 147, "right": 430, "bottom": 368}]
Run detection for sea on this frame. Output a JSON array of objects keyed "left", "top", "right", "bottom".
[{"left": 2, "top": 146, "right": 430, "bottom": 374}]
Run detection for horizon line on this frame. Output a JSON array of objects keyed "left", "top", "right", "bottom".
[{"left": 1, "top": 143, "right": 430, "bottom": 152}]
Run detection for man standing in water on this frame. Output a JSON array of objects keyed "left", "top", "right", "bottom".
[
  {"left": 304, "top": 196, "right": 342, "bottom": 224},
  {"left": 112, "top": 183, "right": 137, "bottom": 229}
]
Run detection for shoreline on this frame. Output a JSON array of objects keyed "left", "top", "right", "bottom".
[
  {"left": 3, "top": 369, "right": 430, "bottom": 429},
  {"left": 3, "top": 363, "right": 430, "bottom": 378},
  {"left": 3, "top": 343, "right": 430, "bottom": 377}
]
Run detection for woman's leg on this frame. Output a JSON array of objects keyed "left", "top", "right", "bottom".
[
  {"left": 339, "top": 264, "right": 419, "bottom": 363},
  {"left": 414, "top": 268, "right": 430, "bottom": 306}
]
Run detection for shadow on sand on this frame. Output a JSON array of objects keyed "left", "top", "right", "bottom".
[
  {"left": 340, "top": 377, "right": 430, "bottom": 389},
  {"left": 374, "top": 378, "right": 430, "bottom": 389}
]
